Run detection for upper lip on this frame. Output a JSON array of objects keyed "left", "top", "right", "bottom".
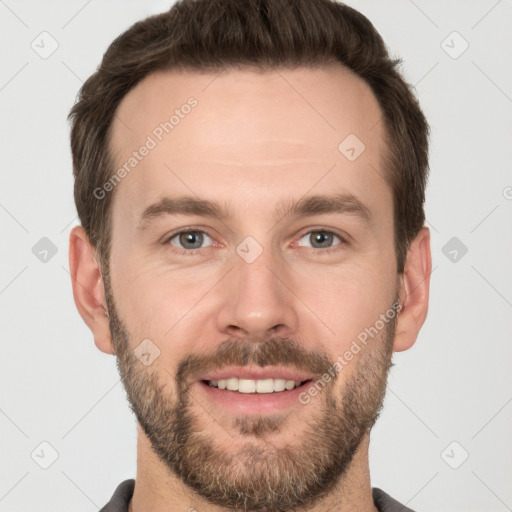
[{"left": 197, "top": 366, "right": 314, "bottom": 383}]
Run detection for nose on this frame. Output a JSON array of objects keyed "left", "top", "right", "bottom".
[{"left": 215, "top": 246, "right": 299, "bottom": 339}]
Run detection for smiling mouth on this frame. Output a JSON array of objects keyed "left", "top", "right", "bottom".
[{"left": 202, "top": 378, "right": 312, "bottom": 393}]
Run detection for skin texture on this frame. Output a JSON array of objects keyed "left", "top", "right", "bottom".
[{"left": 69, "top": 64, "right": 431, "bottom": 511}]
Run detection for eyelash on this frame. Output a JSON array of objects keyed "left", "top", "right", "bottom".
[{"left": 163, "top": 228, "right": 347, "bottom": 257}]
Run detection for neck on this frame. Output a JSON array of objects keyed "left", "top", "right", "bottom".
[{"left": 129, "top": 425, "right": 378, "bottom": 512}]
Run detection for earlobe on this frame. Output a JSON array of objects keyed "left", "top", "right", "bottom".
[
  {"left": 69, "top": 226, "right": 115, "bottom": 355},
  {"left": 394, "top": 227, "right": 432, "bottom": 352}
]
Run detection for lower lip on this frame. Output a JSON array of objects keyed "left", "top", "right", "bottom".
[{"left": 196, "top": 380, "right": 314, "bottom": 414}]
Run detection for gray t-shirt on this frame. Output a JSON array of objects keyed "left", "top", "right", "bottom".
[{"left": 99, "top": 479, "right": 416, "bottom": 511}]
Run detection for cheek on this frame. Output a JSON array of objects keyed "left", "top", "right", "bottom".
[
  {"left": 113, "top": 266, "right": 202, "bottom": 334},
  {"left": 109, "top": 254, "right": 220, "bottom": 369},
  {"left": 298, "top": 258, "right": 397, "bottom": 354},
  {"left": 112, "top": 255, "right": 396, "bottom": 325}
]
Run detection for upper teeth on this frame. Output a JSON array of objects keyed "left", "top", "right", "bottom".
[{"left": 208, "top": 378, "right": 302, "bottom": 393}]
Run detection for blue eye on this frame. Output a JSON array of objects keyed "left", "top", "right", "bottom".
[
  {"left": 164, "top": 228, "right": 345, "bottom": 257},
  {"left": 168, "top": 230, "right": 213, "bottom": 251},
  {"left": 298, "top": 230, "right": 342, "bottom": 250}
]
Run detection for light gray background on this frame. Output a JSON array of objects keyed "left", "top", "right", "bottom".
[{"left": 1, "top": 1, "right": 511, "bottom": 511}]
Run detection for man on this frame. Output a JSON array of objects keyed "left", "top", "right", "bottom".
[{"left": 68, "top": 0, "right": 431, "bottom": 510}]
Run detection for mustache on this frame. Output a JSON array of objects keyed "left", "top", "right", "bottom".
[{"left": 176, "top": 336, "right": 335, "bottom": 387}]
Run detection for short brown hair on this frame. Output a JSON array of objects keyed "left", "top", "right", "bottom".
[{"left": 69, "top": 0, "right": 429, "bottom": 273}]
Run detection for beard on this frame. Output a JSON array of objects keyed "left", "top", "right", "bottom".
[{"left": 105, "top": 282, "right": 397, "bottom": 511}]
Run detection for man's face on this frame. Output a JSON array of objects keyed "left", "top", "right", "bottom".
[{"left": 107, "top": 64, "right": 399, "bottom": 510}]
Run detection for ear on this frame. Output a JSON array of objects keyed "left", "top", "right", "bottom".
[
  {"left": 394, "top": 227, "right": 432, "bottom": 352},
  {"left": 69, "top": 226, "right": 115, "bottom": 355}
]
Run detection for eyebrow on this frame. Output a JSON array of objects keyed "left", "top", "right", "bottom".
[{"left": 139, "top": 192, "right": 372, "bottom": 227}]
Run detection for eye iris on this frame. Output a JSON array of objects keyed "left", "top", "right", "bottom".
[
  {"left": 311, "top": 231, "right": 333, "bottom": 248},
  {"left": 180, "top": 232, "right": 203, "bottom": 249}
]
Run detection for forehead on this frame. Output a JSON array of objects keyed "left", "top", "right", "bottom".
[{"left": 108, "top": 65, "right": 389, "bottom": 224}]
